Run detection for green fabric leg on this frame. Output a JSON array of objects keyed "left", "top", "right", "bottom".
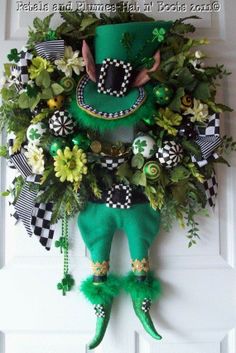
[{"left": 78, "top": 202, "right": 160, "bottom": 263}]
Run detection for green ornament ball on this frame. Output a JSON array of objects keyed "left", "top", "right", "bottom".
[
  {"left": 50, "top": 138, "right": 67, "bottom": 157},
  {"left": 72, "top": 133, "right": 91, "bottom": 151},
  {"left": 153, "top": 83, "right": 174, "bottom": 106},
  {"left": 59, "top": 77, "right": 75, "bottom": 94},
  {"left": 143, "top": 161, "right": 160, "bottom": 181}
]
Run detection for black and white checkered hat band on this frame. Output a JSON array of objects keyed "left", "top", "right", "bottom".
[
  {"left": 94, "top": 304, "right": 106, "bottom": 318},
  {"left": 198, "top": 114, "right": 220, "bottom": 137},
  {"left": 31, "top": 202, "right": 55, "bottom": 250},
  {"left": 97, "top": 58, "right": 133, "bottom": 97},
  {"left": 35, "top": 40, "right": 65, "bottom": 61},
  {"left": 77, "top": 75, "right": 146, "bottom": 119},
  {"left": 203, "top": 171, "right": 218, "bottom": 207},
  {"left": 101, "top": 157, "right": 126, "bottom": 170},
  {"left": 106, "top": 184, "right": 132, "bottom": 209}
]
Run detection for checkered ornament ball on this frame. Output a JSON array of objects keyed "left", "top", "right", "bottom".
[
  {"left": 49, "top": 110, "right": 75, "bottom": 137},
  {"left": 156, "top": 140, "right": 183, "bottom": 168}
]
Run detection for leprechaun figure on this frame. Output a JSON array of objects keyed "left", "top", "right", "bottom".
[{"left": 69, "top": 20, "right": 172, "bottom": 349}]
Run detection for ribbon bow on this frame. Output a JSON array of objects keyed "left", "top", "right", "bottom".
[
  {"left": 9, "top": 146, "right": 55, "bottom": 250},
  {"left": 35, "top": 40, "right": 65, "bottom": 62},
  {"left": 192, "top": 114, "right": 222, "bottom": 207}
]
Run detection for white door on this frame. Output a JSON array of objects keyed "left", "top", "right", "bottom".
[{"left": 0, "top": 1, "right": 236, "bottom": 352}]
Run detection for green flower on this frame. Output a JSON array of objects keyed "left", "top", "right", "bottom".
[
  {"left": 152, "top": 27, "right": 166, "bottom": 42},
  {"left": 28, "top": 57, "right": 54, "bottom": 80},
  {"left": 7, "top": 48, "right": 21, "bottom": 63},
  {"left": 183, "top": 98, "right": 209, "bottom": 123},
  {"left": 156, "top": 108, "right": 182, "bottom": 136},
  {"left": 134, "top": 139, "right": 147, "bottom": 153},
  {"left": 54, "top": 145, "right": 87, "bottom": 186}
]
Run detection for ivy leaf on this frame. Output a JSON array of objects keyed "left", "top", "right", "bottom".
[
  {"left": 41, "top": 88, "right": 53, "bottom": 100},
  {"left": 36, "top": 70, "right": 51, "bottom": 88},
  {"left": 194, "top": 82, "right": 211, "bottom": 100},
  {"left": 131, "top": 153, "right": 145, "bottom": 169},
  {"left": 177, "top": 67, "right": 196, "bottom": 89},
  {"left": 117, "top": 162, "right": 133, "bottom": 179},
  {"left": 51, "top": 83, "right": 64, "bottom": 96},
  {"left": 18, "top": 93, "right": 31, "bottom": 109},
  {"left": 131, "top": 171, "right": 147, "bottom": 187},
  {"left": 168, "top": 87, "right": 185, "bottom": 112}
]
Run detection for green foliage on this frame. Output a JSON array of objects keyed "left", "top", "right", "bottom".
[
  {"left": 0, "top": 145, "right": 7, "bottom": 158},
  {"left": 221, "top": 136, "right": 236, "bottom": 153},
  {"left": 27, "top": 14, "right": 54, "bottom": 49},
  {"left": 155, "top": 108, "right": 182, "bottom": 135}
]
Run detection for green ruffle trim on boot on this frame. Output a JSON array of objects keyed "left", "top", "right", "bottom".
[
  {"left": 80, "top": 274, "right": 122, "bottom": 305},
  {"left": 122, "top": 272, "right": 161, "bottom": 301}
]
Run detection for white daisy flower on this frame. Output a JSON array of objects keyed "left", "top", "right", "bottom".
[{"left": 55, "top": 46, "right": 85, "bottom": 77}]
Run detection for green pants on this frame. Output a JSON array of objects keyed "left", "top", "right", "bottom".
[{"left": 78, "top": 202, "right": 161, "bottom": 263}]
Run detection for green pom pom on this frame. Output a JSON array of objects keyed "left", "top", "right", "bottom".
[
  {"left": 80, "top": 275, "right": 122, "bottom": 305},
  {"left": 123, "top": 272, "right": 161, "bottom": 301}
]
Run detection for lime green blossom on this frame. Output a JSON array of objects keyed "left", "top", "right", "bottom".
[
  {"left": 29, "top": 57, "right": 54, "bottom": 79},
  {"left": 54, "top": 145, "right": 87, "bottom": 186}
]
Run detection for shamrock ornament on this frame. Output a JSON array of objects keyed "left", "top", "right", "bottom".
[
  {"left": 132, "top": 135, "right": 156, "bottom": 159},
  {"left": 26, "top": 123, "right": 47, "bottom": 145},
  {"left": 7, "top": 48, "right": 21, "bottom": 63},
  {"left": 55, "top": 236, "right": 69, "bottom": 254},
  {"left": 152, "top": 27, "right": 166, "bottom": 42},
  {"left": 45, "top": 30, "right": 58, "bottom": 41},
  {"left": 57, "top": 273, "right": 75, "bottom": 296}
]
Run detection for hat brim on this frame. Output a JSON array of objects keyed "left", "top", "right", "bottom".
[
  {"left": 69, "top": 75, "right": 156, "bottom": 132},
  {"left": 77, "top": 75, "right": 147, "bottom": 119}
]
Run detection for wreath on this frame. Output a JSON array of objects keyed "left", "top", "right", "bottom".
[{"left": 0, "top": 7, "right": 235, "bottom": 348}]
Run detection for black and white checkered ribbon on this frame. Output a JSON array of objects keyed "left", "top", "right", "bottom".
[
  {"left": 203, "top": 170, "right": 218, "bottom": 208},
  {"left": 35, "top": 40, "right": 65, "bottom": 61},
  {"left": 9, "top": 149, "right": 55, "bottom": 250},
  {"left": 192, "top": 114, "right": 221, "bottom": 207},
  {"left": 197, "top": 114, "right": 220, "bottom": 137},
  {"left": 18, "top": 50, "right": 33, "bottom": 84}
]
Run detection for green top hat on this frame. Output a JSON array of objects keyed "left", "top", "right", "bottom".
[{"left": 69, "top": 20, "right": 173, "bottom": 132}]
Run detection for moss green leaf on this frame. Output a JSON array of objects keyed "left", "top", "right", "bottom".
[
  {"left": 51, "top": 83, "right": 64, "bottom": 96},
  {"left": 131, "top": 153, "right": 145, "bottom": 169}
]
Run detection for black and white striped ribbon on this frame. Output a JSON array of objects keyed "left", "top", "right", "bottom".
[
  {"left": 192, "top": 115, "right": 221, "bottom": 207},
  {"left": 8, "top": 144, "right": 55, "bottom": 249},
  {"left": 195, "top": 136, "right": 222, "bottom": 160},
  {"left": 14, "top": 182, "right": 38, "bottom": 236},
  {"left": 35, "top": 40, "right": 65, "bottom": 61},
  {"left": 9, "top": 153, "right": 32, "bottom": 178}
]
